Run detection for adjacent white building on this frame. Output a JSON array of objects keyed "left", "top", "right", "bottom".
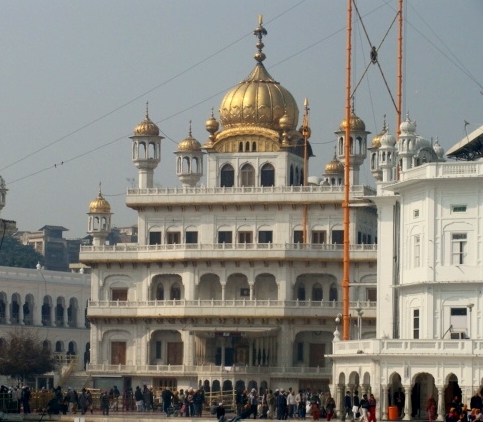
[
  {"left": 0, "top": 265, "right": 91, "bottom": 388},
  {"left": 332, "top": 118, "right": 483, "bottom": 420}
]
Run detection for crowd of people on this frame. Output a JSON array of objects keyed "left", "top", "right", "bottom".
[{"left": 231, "top": 388, "right": 339, "bottom": 421}]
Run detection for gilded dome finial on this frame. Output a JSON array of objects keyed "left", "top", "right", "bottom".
[
  {"left": 145, "top": 101, "right": 149, "bottom": 119},
  {"left": 189, "top": 120, "right": 192, "bottom": 137},
  {"left": 253, "top": 14, "right": 267, "bottom": 63}
]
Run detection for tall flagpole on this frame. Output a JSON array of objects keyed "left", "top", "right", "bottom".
[
  {"left": 342, "top": 0, "right": 352, "bottom": 341},
  {"left": 396, "top": 0, "right": 403, "bottom": 141}
]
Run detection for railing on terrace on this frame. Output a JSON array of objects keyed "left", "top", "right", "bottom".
[
  {"left": 81, "top": 242, "right": 377, "bottom": 253},
  {"left": 332, "top": 338, "right": 483, "bottom": 356},
  {"left": 126, "top": 185, "right": 376, "bottom": 196},
  {"left": 400, "top": 162, "right": 483, "bottom": 182},
  {"left": 88, "top": 298, "right": 376, "bottom": 310},
  {"left": 86, "top": 363, "right": 331, "bottom": 376}
]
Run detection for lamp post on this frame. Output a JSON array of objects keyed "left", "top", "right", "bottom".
[
  {"left": 355, "top": 304, "right": 364, "bottom": 340},
  {"left": 467, "top": 303, "right": 474, "bottom": 338},
  {"left": 334, "top": 313, "right": 342, "bottom": 342}
]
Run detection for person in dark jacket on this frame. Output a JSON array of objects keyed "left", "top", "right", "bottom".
[{"left": 217, "top": 402, "right": 227, "bottom": 422}]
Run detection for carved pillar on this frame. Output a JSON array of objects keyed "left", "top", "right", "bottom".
[
  {"left": 4, "top": 301, "right": 10, "bottom": 324},
  {"left": 436, "top": 386, "right": 444, "bottom": 422},
  {"left": 381, "top": 385, "right": 388, "bottom": 420},
  {"left": 63, "top": 304, "right": 68, "bottom": 327},
  {"left": 182, "top": 331, "right": 195, "bottom": 366},
  {"left": 221, "top": 284, "right": 226, "bottom": 301},
  {"left": 249, "top": 284, "right": 254, "bottom": 300},
  {"left": 403, "top": 385, "right": 412, "bottom": 421}
]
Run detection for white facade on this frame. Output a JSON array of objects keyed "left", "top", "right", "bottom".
[
  {"left": 80, "top": 20, "right": 379, "bottom": 394},
  {"left": 332, "top": 119, "right": 483, "bottom": 420},
  {"left": 0, "top": 266, "right": 91, "bottom": 387}
]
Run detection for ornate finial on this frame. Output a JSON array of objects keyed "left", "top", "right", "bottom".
[
  {"left": 253, "top": 15, "right": 268, "bottom": 63},
  {"left": 189, "top": 120, "right": 192, "bottom": 137},
  {"left": 211, "top": 107, "right": 215, "bottom": 118},
  {"left": 301, "top": 97, "right": 310, "bottom": 138},
  {"left": 351, "top": 100, "right": 355, "bottom": 114},
  {"left": 98, "top": 181, "right": 102, "bottom": 195},
  {"left": 333, "top": 145, "right": 337, "bottom": 159},
  {"left": 383, "top": 114, "right": 387, "bottom": 131},
  {"left": 145, "top": 101, "right": 149, "bottom": 118}
]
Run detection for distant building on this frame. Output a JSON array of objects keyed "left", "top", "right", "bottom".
[{"left": 14, "top": 226, "right": 83, "bottom": 272}]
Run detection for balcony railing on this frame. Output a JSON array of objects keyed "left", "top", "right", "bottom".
[
  {"left": 127, "top": 185, "right": 376, "bottom": 197},
  {"left": 81, "top": 242, "right": 377, "bottom": 254},
  {"left": 86, "top": 363, "right": 332, "bottom": 377},
  {"left": 87, "top": 299, "right": 376, "bottom": 318},
  {"left": 332, "top": 338, "right": 483, "bottom": 356}
]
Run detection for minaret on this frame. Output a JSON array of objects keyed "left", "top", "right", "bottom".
[
  {"left": 397, "top": 112, "right": 417, "bottom": 172},
  {"left": 368, "top": 116, "right": 388, "bottom": 182},
  {"left": 175, "top": 122, "right": 204, "bottom": 188},
  {"left": 335, "top": 108, "right": 369, "bottom": 185},
  {"left": 130, "top": 103, "right": 163, "bottom": 189},
  {"left": 87, "top": 184, "right": 112, "bottom": 247},
  {"left": 378, "top": 128, "right": 397, "bottom": 184}
]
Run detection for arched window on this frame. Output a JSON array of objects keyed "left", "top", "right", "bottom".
[
  {"left": 156, "top": 286, "right": 164, "bottom": 300},
  {"left": 329, "top": 283, "right": 338, "bottom": 301},
  {"left": 240, "top": 164, "right": 255, "bottom": 187},
  {"left": 260, "top": 163, "right": 275, "bottom": 187},
  {"left": 290, "top": 165, "right": 294, "bottom": 186},
  {"left": 220, "top": 164, "right": 235, "bottom": 187},
  {"left": 171, "top": 285, "right": 181, "bottom": 300},
  {"left": 239, "top": 142, "right": 243, "bottom": 152},
  {"left": 312, "top": 284, "right": 323, "bottom": 301},
  {"left": 297, "top": 285, "right": 306, "bottom": 301}
]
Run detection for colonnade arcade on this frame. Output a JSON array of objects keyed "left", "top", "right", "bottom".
[
  {"left": 0, "top": 291, "right": 86, "bottom": 327},
  {"left": 149, "top": 272, "right": 339, "bottom": 302},
  {"left": 335, "top": 371, "right": 472, "bottom": 421}
]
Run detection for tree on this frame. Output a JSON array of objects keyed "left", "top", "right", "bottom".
[
  {"left": 0, "top": 235, "right": 43, "bottom": 269},
  {"left": 0, "top": 329, "right": 56, "bottom": 382}
]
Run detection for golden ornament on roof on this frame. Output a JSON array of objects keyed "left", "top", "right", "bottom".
[
  {"left": 134, "top": 103, "right": 160, "bottom": 136},
  {"left": 218, "top": 17, "right": 299, "bottom": 132},
  {"left": 89, "top": 190, "right": 111, "bottom": 213},
  {"left": 325, "top": 156, "right": 344, "bottom": 174},
  {"left": 339, "top": 111, "right": 366, "bottom": 132}
]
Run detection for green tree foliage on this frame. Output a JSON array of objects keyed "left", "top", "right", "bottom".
[
  {"left": 0, "top": 329, "right": 56, "bottom": 381},
  {"left": 0, "top": 235, "right": 43, "bottom": 269}
]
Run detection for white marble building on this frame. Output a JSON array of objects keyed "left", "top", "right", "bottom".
[
  {"left": 80, "top": 20, "right": 380, "bottom": 394},
  {"left": 0, "top": 265, "right": 91, "bottom": 388},
  {"left": 331, "top": 118, "right": 483, "bottom": 420}
]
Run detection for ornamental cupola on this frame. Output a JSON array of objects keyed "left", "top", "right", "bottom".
[
  {"left": 175, "top": 122, "right": 204, "bottom": 187},
  {"left": 130, "top": 103, "right": 163, "bottom": 189},
  {"left": 87, "top": 184, "right": 112, "bottom": 247}
]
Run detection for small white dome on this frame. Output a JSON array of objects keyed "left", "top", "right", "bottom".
[
  {"left": 380, "top": 132, "right": 396, "bottom": 147},
  {"left": 415, "top": 135, "right": 431, "bottom": 149},
  {"left": 433, "top": 138, "right": 445, "bottom": 158},
  {"left": 400, "top": 113, "right": 416, "bottom": 134}
]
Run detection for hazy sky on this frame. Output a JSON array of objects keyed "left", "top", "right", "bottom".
[{"left": 0, "top": 1, "right": 482, "bottom": 239}]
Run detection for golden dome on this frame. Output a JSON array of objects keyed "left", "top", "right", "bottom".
[
  {"left": 89, "top": 190, "right": 111, "bottom": 213},
  {"left": 339, "top": 111, "right": 366, "bottom": 132},
  {"left": 218, "top": 18, "right": 299, "bottom": 133},
  {"left": 134, "top": 104, "right": 159, "bottom": 136},
  {"left": 325, "top": 156, "right": 344, "bottom": 174},
  {"left": 371, "top": 129, "right": 387, "bottom": 148},
  {"left": 178, "top": 125, "right": 202, "bottom": 152},
  {"left": 219, "top": 64, "right": 299, "bottom": 132}
]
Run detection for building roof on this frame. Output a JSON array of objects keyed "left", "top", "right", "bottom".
[{"left": 446, "top": 124, "right": 483, "bottom": 161}]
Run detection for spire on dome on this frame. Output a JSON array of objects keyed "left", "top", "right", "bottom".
[{"left": 253, "top": 14, "right": 267, "bottom": 63}]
